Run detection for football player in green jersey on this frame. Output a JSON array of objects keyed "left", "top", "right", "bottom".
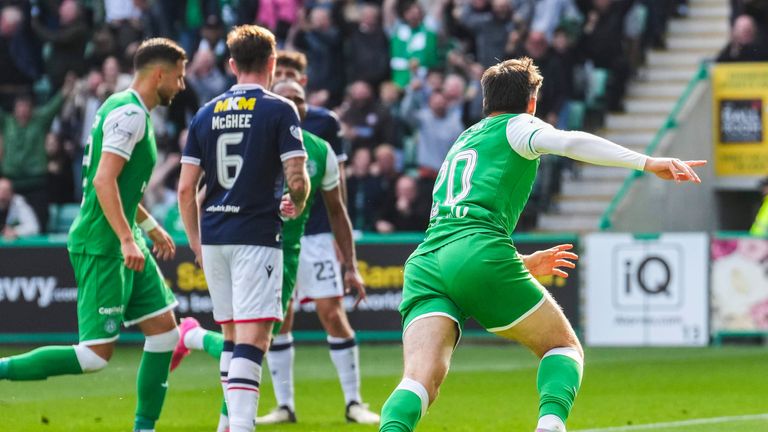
[
  {"left": 378, "top": 57, "right": 706, "bottom": 432},
  {"left": 0, "top": 39, "right": 187, "bottom": 432}
]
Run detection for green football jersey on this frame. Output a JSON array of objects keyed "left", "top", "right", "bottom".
[
  {"left": 68, "top": 89, "right": 157, "bottom": 258},
  {"left": 282, "top": 130, "right": 340, "bottom": 252},
  {"left": 414, "top": 113, "right": 552, "bottom": 256}
]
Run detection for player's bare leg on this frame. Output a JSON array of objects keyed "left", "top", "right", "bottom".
[
  {"left": 227, "top": 321, "right": 272, "bottom": 432},
  {"left": 257, "top": 301, "right": 298, "bottom": 424},
  {"left": 379, "top": 316, "right": 458, "bottom": 431},
  {"left": 495, "top": 292, "right": 583, "bottom": 432},
  {"left": 316, "top": 296, "right": 380, "bottom": 424},
  {"left": 133, "top": 310, "right": 180, "bottom": 432}
]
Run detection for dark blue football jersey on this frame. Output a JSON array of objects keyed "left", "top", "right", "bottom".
[
  {"left": 182, "top": 84, "right": 305, "bottom": 247},
  {"left": 303, "top": 105, "right": 347, "bottom": 235}
]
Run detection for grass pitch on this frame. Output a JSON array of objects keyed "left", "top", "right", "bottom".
[{"left": 0, "top": 344, "right": 766, "bottom": 431}]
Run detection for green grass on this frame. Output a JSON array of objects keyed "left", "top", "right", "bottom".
[{"left": 1, "top": 344, "right": 767, "bottom": 431}]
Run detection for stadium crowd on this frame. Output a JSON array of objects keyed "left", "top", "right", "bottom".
[{"left": 0, "top": 0, "right": 697, "bottom": 238}]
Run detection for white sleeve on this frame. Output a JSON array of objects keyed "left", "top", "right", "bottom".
[
  {"left": 505, "top": 114, "right": 554, "bottom": 160},
  {"left": 321, "top": 142, "right": 340, "bottom": 191},
  {"left": 532, "top": 127, "right": 649, "bottom": 171},
  {"left": 101, "top": 104, "right": 146, "bottom": 160}
]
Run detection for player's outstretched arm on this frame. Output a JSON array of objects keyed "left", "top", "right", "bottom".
[
  {"left": 283, "top": 155, "right": 310, "bottom": 214},
  {"left": 178, "top": 164, "right": 204, "bottom": 266},
  {"left": 137, "top": 204, "right": 176, "bottom": 260},
  {"left": 520, "top": 244, "right": 578, "bottom": 278},
  {"left": 93, "top": 153, "right": 145, "bottom": 272},
  {"left": 533, "top": 127, "right": 706, "bottom": 182},
  {"left": 322, "top": 185, "right": 366, "bottom": 307}
]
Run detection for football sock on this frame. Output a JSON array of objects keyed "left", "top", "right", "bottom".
[
  {"left": 0, "top": 346, "right": 84, "bottom": 380},
  {"left": 216, "top": 400, "right": 229, "bottom": 432},
  {"left": 227, "top": 344, "right": 264, "bottom": 432},
  {"left": 134, "top": 328, "right": 179, "bottom": 431},
  {"left": 183, "top": 326, "right": 225, "bottom": 359},
  {"left": 379, "top": 378, "right": 429, "bottom": 432},
  {"left": 218, "top": 341, "right": 234, "bottom": 431},
  {"left": 536, "top": 347, "right": 583, "bottom": 430},
  {"left": 266, "top": 332, "right": 295, "bottom": 411},
  {"left": 328, "top": 334, "right": 362, "bottom": 405}
]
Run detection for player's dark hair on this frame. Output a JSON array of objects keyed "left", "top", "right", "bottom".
[
  {"left": 276, "top": 50, "right": 307, "bottom": 74},
  {"left": 227, "top": 25, "right": 276, "bottom": 74},
  {"left": 133, "top": 38, "right": 187, "bottom": 71},
  {"left": 481, "top": 57, "right": 543, "bottom": 115}
]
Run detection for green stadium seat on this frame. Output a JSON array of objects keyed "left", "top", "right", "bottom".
[
  {"left": 566, "top": 101, "right": 586, "bottom": 131},
  {"left": 52, "top": 203, "right": 81, "bottom": 234}
]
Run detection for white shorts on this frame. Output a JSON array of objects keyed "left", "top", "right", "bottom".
[
  {"left": 201, "top": 244, "right": 283, "bottom": 324},
  {"left": 295, "top": 233, "right": 343, "bottom": 303}
]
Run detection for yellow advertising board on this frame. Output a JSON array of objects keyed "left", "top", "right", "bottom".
[{"left": 712, "top": 63, "right": 768, "bottom": 176}]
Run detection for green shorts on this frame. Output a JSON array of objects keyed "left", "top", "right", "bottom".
[
  {"left": 70, "top": 248, "right": 177, "bottom": 345},
  {"left": 273, "top": 247, "right": 301, "bottom": 334},
  {"left": 400, "top": 233, "right": 546, "bottom": 340}
]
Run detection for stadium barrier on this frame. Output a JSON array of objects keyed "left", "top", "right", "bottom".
[{"left": 0, "top": 233, "right": 580, "bottom": 344}]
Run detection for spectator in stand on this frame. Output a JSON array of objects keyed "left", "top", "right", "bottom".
[
  {"left": 346, "top": 3, "right": 391, "bottom": 89},
  {"left": 580, "top": 0, "right": 633, "bottom": 111},
  {"left": 530, "top": 0, "right": 582, "bottom": 40},
  {"left": 0, "top": 177, "right": 40, "bottom": 240},
  {"left": 514, "top": 31, "right": 566, "bottom": 126},
  {"left": 716, "top": 14, "right": 768, "bottom": 62},
  {"left": 187, "top": 48, "right": 229, "bottom": 106},
  {"left": 45, "top": 133, "right": 74, "bottom": 205},
  {"left": 0, "top": 75, "right": 75, "bottom": 233},
  {"left": 443, "top": 73, "right": 468, "bottom": 122},
  {"left": 346, "top": 148, "right": 383, "bottom": 231},
  {"left": 198, "top": 14, "right": 228, "bottom": 65},
  {"left": 384, "top": 0, "right": 440, "bottom": 88},
  {"left": 379, "top": 81, "right": 408, "bottom": 150},
  {"left": 0, "top": 5, "right": 38, "bottom": 109},
  {"left": 372, "top": 144, "right": 401, "bottom": 204},
  {"left": 294, "top": 6, "right": 345, "bottom": 106},
  {"left": 401, "top": 86, "right": 464, "bottom": 180},
  {"left": 30, "top": 0, "right": 89, "bottom": 91},
  {"left": 103, "top": 0, "right": 144, "bottom": 57},
  {"left": 102, "top": 56, "right": 132, "bottom": 93},
  {"left": 339, "top": 80, "right": 394, "bottom": 153},
  {"left": 59, "top": 69, "right": 107, "bottom": 200},
  {"left": 257, "top": 0, "right": 300, "bottom": 45},
  {"left": 460, "top": 0, "right": 519, "bottom": 68},
  {"left": 375, "top": 175, "right": 430, "bottom": 233}
]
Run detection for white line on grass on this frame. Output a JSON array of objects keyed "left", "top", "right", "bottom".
[{"left": 574, "top": 413, "right": 768, "bottom": 431}]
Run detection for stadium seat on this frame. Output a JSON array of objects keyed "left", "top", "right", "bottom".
[{"left": 51, "top": 203, "right": 81, "bottom": 234}]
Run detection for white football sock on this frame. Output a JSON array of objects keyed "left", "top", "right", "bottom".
[
  {"left": 227, "top": 344, "right": 264, "bottom": 432},
  {"left": 183, "top": 326, "right": 206, "bottom": 351},
  {"left": 327, "top": 335, "right": 362, "bottom": 405},
  {"left": 266, "top": 332, "right": 295, "bottom": 410}
]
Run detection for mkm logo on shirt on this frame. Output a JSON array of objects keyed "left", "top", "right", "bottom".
[{"left": 214, "top": 97, "right": 256, "bottom": 113}]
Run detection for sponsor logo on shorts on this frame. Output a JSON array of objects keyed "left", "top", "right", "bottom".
[
  {"left": 99, "top": 306, "right": 124, "bottom": 315},
  {"left": 265, "top": 265, "right": 274, "bottom": 278}
]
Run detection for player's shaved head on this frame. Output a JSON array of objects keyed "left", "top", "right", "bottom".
[
  {"left": 481, "top": 56, "right": 543, "bottom": 115},
  {"left": 272, "top": 79, "right": 307, "bottom": 120},
  {"left": 134, "top": 38, "right": 187, "bottom": 71}
]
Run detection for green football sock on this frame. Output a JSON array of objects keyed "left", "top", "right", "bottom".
[
  {"left": 0, "top": 346, "right": 82, "bottom": 380},
  {"left": 134, "top": 351, "right": 172, "bottom": 430},
  {"left": 380, "top": 379, "right": 429, "bottom": 432},
  {"left": 537, "top": 349, "right": 583, "bottom": 424},
  {"left": 221, "top": 398, "right": 228, "bottom": 416},
  {"left": 203, "top": 331, "right": 224, "bottom": 360}
]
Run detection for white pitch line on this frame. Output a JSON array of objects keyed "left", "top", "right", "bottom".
[{"left": 573, "top": 413, "right": 768, "bottom": 431}]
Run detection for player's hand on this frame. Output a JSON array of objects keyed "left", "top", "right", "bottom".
[
  {"left": 644, "top": 158, "right": 706, "bottom": 183},
  {"left": 344, "top": 265, "right": 366, "bottom": 309},
  {"left": 148, "top": 226, "right": 176, "bottom": 261},
  {"left": 190, "top": 241, "right": 203, "bottom": 268},
  {"left": 522, "top": 244, "right": 578, "bottom": 278},
  {"left": 279, "top": 193, "right": 298, "bottom": 219},
  {"left": 121, "top": 239, "right": 146, "bottom": 272}
]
